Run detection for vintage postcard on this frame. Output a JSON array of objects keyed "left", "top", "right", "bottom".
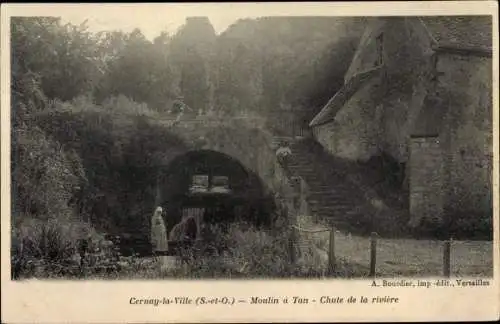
[{"left": 1, "top": 1, "right": 499, "bottom": 323}]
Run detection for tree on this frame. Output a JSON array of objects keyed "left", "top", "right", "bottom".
[
  {"left": 11, "top": 17, "right": 104, "bottom": 102},
  {"left": 179, "top": 47, "right": 209, "bottom": 112},
  {"left": 95, "top": 28, "right": 175, "bottom": 111}
]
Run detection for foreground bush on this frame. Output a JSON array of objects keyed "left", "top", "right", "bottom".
[
  {"left": 160, "top": 223, "right": 367, "bottom": 279},
  {"left": 12, "top": 219, "right": 369, "bottom": 280},
  {"left": 11, "top": 215, "right": 96, "bottom": 279}
]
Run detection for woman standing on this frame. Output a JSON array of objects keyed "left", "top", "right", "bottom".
[{"left": 150, "top": 206, "right": 168, "bottom": 255}]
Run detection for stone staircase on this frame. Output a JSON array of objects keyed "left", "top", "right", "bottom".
[{"left": 286, "top": 138, "right": 374, "bottom": 234}]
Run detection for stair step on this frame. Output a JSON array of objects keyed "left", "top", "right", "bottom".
[
  {"left": 310, "top": 205, "right": 354, "bottom": 210},
  {"left": 310, "top": 202, "right": 354, "bottom": 207},
  {"left": 308, "top": 191, "right": 355, "bottom": 197},
  {"left": 318, "top": 210, "right": 364, "bottom": 217},
  {"left": 307, "top": 194, "right": 352, "bottom": 200},
  {"left": 307, "top": 199, "right": 351, "bottom": 206},
  {"left": 307, "top": 193, "right": 347, "bottom": 198},
  {"left": 306, "top": 184, "right": 351, "bottom": 190},
  {"left": 289, "top": 164, "right": 316, "bottom": 168},
  {"left": 280, "top": 139, "right": 377, "bottom": 227}
]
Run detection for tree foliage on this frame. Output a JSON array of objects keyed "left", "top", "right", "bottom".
[{"left": 11, "top": 17, "right": 104, "bottom": 101}]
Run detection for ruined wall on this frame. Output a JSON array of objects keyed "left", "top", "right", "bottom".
[{"left": 438, "top": 53, "right": 493, "bottom": 216}]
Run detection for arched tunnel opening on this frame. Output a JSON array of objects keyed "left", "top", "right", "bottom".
[{"left": 156, "top": 150, "right": 276, "bottom": 247}]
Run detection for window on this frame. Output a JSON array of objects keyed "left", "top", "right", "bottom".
[
  {"left": 190, "top": 175, "right": 209, "bottom": 193},
  {"left": 376, "top": 33, "right": 384, "bottom": 66},
  {"left": 210, "top": 176, "right": 231, "bottom": 193},
  {"left": 189, "top": 174, "right": 231, "bottom": 194}
]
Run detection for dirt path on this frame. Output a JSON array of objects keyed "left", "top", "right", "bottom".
[{"left": 296, "top": 216, "right": 493, "bottom": 277}]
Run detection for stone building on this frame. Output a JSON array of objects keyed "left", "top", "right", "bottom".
[{"left": 309, "top": 16, "right": 493, "bottom": 227}]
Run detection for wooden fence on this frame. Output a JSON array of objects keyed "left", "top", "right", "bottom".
[{"left": 288, "top": 224, "right": 455, "bottom": 278}]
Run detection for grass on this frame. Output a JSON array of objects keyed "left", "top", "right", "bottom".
[{"left": 297, "top": 215, "right": 493, "bottom": 278}]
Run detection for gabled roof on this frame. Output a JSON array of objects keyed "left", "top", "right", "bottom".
[
  {"left": 418, "top": 16, "right": 492, "bottom": 52},
  {"left": 309, "top": 67, "right": 381, "bottom": 127}
]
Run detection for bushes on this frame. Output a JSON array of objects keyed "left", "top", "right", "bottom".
[
  {"left": 11, "top": 215, "right": 96, "bottom": 279},
  {"left": 407, "top": 210, "right": 493, "bottom": 241},
  {"left": 11, "top": 216, "right": 369, "bottom": 279},
  {"left": 11, "top": 122, "right": 87, "bottom": 219},
  {"left": 11, "top": 215, "right": 147, "bottom": 280},
  {"left": 160, "top": 222, "right": 367, "bottom": 279},
  {"left": 446, "top": 211, "right": 493, "bottom": 241}
]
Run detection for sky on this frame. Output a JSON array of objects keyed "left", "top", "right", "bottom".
[
  {"left": 55, "top": 4, "right": 272, "bottom": 40},
  {"left": 5, "top": 3, "right": 496, "bottom": 40},
  {"left": 61, "top": 10, "right": 244, "bottom": 40}
]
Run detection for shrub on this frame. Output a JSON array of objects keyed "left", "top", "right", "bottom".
[
  {"left": 11, "top": 122, "right": 87, "bottom": 219},
  {"left": 11, "top": 215, "right": 96, "bottom": 279},
  {"left": 159, "top": 222, "right": 368, "bottom": 279},
  {"left": 446, "top": 211, "right": 493, "bottom": 240}
]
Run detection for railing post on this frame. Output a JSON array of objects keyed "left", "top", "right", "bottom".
[
  {"left": 370, "top": 232, "right": 378, "bottom": 278},
  {"left": 443, "top": 238, "right": 452, "bottom": 278},
  {"left": 328, "top": 228, "right": 336, "bottom": 275}
]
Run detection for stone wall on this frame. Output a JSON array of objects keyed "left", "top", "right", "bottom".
[
  {"left": 313, "top": 18, "right": 435, "bottom": 164},
  {"left": 153, "top": 117, "right": 278, "bottom": 195},
  {"left": 408, "top": 137, "right": 444, "bottom": 226},
  {"left": 438, "top": 53, "right": 493, "bottom": 216},
  {"left": 312, "top": 76, "right": 384, "bottom": 162},
  {"left": 310, "top": 17, "right": 493, "bottom": 224},
  {"left": 378, "top": 17, "right": 436, "bottom": 163},
  {"left": 343, "top": 18, "right": 384, "bottom": 81}
]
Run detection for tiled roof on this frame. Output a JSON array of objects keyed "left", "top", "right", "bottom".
[
  {"left": 309, "top": 67, "right": 381, "bottom": 127},
  {"left": 418, "top": 16, "right": 492, "bottom": 50}
]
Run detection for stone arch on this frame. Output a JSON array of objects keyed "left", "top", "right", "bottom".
[
  {"left": 160, "top": 120, "right": 278, "bottom": 195},
  {"left": 156, "top": 149, "right": 276, "bottom": 235}
]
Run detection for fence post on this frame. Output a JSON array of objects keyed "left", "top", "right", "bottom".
[
  {"left": 285, "top": 195, "right": 297, "bottom": 266},
  {"left": 328, "top": 229, "right": 336, "bottom": 275},
  {"left": 370, "top": 232, "right": 377, "bottom": 278},
  {"left": 443, "top": 238, "right": 452, "bottom": 278},
  {"left": 289, "top": 225, "right": 297, "bottom": 266}
]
